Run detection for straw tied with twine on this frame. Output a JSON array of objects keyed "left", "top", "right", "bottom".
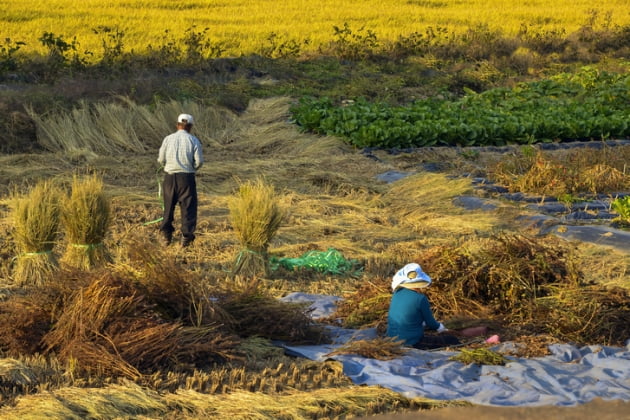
[
  {"left": 228, "top": 178, "right": 284, "bottom": 278},
  {"left": 60, "top": 174, "right": 111, "bottom": 270},
  {"left": 10, "top": 175, "right": 111, "bottom": 285}
]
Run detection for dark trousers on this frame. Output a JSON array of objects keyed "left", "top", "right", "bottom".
[
  {"left": 413, "top": 334, "right": 461, "bottom": 350},
  {"left": 160, "top": 172, "right": 198, "bottom": 242}
]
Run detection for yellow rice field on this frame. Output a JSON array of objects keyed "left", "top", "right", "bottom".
[{"left": 2, "top": 0, "right": 630, "bottom": 57}]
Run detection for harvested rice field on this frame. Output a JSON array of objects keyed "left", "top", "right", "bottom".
[{"left": 0, "top": 95, "right": 628, "bottom": 418}]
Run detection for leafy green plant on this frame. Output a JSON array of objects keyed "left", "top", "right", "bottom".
[
  {"left": 0, "top": 37, "right": 25, "bottom": 74},
  {"left": 93, "top": 26, "right": 126, "bottom": 68},
  {"left": 260, "top": 32, "right": 307, "bottom": 59},
  {"left": 459, "top": 149, "right": 480, "bottom": 160},
  {"left": 182, "top": 25, "right": 225, "bottom": 65},
  {"left": 557, "top": 193, "right": 582, "bottom": 205},
  {"left": 611, "top": 196, "right": 630, "bottom": 224},
  {"left": 290, "top": 68, "right": 630, "bottom": 148},
  {"left": 37, "top": 32, "right": 90, "bottom": 79},
  {"left": 145, "top": 29, "right": 180, "bottom": 66},
  {"left": 325, "top": 22, "right": 379, "bottom": 60}
]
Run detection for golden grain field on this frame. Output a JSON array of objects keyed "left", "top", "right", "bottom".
[{"left": 3, "top": 0, "right": 629, "bottom": 57}]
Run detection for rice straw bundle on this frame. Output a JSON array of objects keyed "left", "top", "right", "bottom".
[
  {"left": 11, "top": 180, "right": 62, "bottom": 286},
  {"left": 60, "top": 174, "right": 111, "bottom": 270},
  {"left": 228, "top": 178, "right": 284, "bottom": 277}
]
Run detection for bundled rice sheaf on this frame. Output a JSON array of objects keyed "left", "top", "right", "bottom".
[
  {"left": 60, "top": 174, "right": 111, "bottom": 270},
  {"left": 0, "top": 358, "right": 45, "bottom": 404},
  {"left": 10, "top": 180, "right": 63, "bottom": 286},
  {"left": 0, "top": 382, "right": 456, "bottom": 419},
  {"left": 228, "top": 177, "right": 285, "bottom": 277}
]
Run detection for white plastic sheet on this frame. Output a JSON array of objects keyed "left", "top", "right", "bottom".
[{"left": 280, "top": 292, "right": 630, "bottom": 407}]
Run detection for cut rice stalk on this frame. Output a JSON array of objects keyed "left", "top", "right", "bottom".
[
  {"left": 11, "top": 180, "right": 63, "bottom": 286},
  {"left": 60, "top": 174, "right": 111, "bottom": 270}
]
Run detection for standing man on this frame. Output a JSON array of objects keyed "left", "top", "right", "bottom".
[{"left": 158, "top": 113, "right": 204, "bottom": 247}]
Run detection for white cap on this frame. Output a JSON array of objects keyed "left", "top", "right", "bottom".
[
  {"left": 177, "top": 113, "right": 194, "bottom": 125},
  {"left": 391, "top": 263, "right": 432, "bottom": 291}
]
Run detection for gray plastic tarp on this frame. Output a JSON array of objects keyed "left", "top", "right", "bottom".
[{"left": 280, "top": 292, "right": 630, "bottom": 407}]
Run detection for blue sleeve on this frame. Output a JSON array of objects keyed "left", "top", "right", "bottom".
[{"left": 419, "top": 295, "right": 440, "bottom": 330}]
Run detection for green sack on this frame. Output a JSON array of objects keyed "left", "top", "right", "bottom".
[{"left": 271, "top": 248, "right": 362, "bottom": 276}]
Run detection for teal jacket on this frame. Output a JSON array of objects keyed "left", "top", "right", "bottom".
[{"left": 386, "top": 287, "right": 440, "bottom": 346}]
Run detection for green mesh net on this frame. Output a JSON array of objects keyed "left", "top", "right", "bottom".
[{"left": 270, "top": 248, "right": 363, "bottom": 276}]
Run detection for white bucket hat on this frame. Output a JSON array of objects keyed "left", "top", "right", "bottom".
[{"left": 391, "top": 263, "right": 432, "bottom": 291}]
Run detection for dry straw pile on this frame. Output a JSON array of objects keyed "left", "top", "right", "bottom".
[
  {"left": 491, "top": 148, "right": 630, "bottom": 196},
  {"left": 330, "top": 232, "right": 630, "bottom": 346},
  {"left": 0, "top": 234, "right": 327, "bottom": 382},
  {"left": 10, "top": 180, "right": 62, "bottom": 286},
  {"left": 41, "top": 271, "right": 240, "bottom": 379},
  {"left": 60, "top": 174, "right": 111, "bottom": 270}
]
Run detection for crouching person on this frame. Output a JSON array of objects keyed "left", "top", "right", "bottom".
[{"left": 386, "top": 263, "right": 461, "bottom": 350}]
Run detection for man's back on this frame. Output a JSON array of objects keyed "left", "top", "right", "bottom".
[{"left": 158, "top": 129, "right": 203, "bottom": 174}]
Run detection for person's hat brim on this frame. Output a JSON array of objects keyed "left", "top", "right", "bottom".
[{"left": 400, "top": 281, "right": 431, "bottom": 289}]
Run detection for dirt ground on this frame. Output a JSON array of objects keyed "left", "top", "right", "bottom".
[{"left": 361, "top": 399, "right": 630, "bottom": 420}]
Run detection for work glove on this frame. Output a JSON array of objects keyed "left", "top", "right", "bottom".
[{"left": 437, "top": 323, "right": 448, "bottom": 333}]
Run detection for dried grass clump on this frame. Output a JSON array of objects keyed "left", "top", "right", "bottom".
[
  {"left": 10, "top": 180, "right": 62, "bottom": 286},
  {"left": 580, "top": 164, "right": 628, "bottom": 194},
  {"left": 500, "top": 334, "right": 556, "bottom": 357},
  {"left": 450, "top": 348, "right": 508, "bottom": 365},
  {"left": 60, "top": 174, "right": 111, "bottom": 270},
  {"left": 535, "top": 284, "right": 630, "bottom": 345},
  {"left": 491, "top": 149, "right": 629, "bottom": 196},
  {"left": 330, "top": 232, "right": 628, "bottom": 346},
  {"left": 512, "top": 152, "right": 569, "bottom": 196},
  {"left": 327, "top": 336, "right": 409, "bottom": 360},
  {"left": 165, "top": 385, "right": 451, "bottom": 419},
  {"left": 0, "top": 381, "right": 456, "bottom": 419},
  {"left": 42, "top": 272, "right": 241, "bottom": 379},
  {"left": 228, "top": 177, "right": 285, "bottom": 277},
  {"left": 0, "top": 293, "right": 54, "bottom": 356},
  {"left": 324, "top": 277, "right": 391, "bottom": 332},
  {"left": 0, "top": 358, "right": 39, "bottom": 390},
  {"left": 219, "top": 280, "right": 326, "bottom": 344},
  {"left": 114, "top": 233, "right": 220, "bottom": 324},
  {"left": 467, "top": 234, "right": 579, "bottom": 314},
  {"left": 419, "top": 233, "right": 582, "bottom": 321}
]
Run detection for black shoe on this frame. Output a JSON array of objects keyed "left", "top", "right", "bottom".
[{"left": 161, "top": 232, "right": 172, "bottom": 246}]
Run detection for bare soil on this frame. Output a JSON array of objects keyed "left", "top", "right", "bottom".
[{"left": 361, "top": 398, "right": 630, "bottom": 420}]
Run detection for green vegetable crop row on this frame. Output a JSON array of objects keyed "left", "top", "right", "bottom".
[{"left": 289, "top": 67, "right": 630, "bottom": 148}]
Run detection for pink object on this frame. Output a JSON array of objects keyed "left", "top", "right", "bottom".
[{"left": 485, "top": 334, "right": 500, "bottom": 344}]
